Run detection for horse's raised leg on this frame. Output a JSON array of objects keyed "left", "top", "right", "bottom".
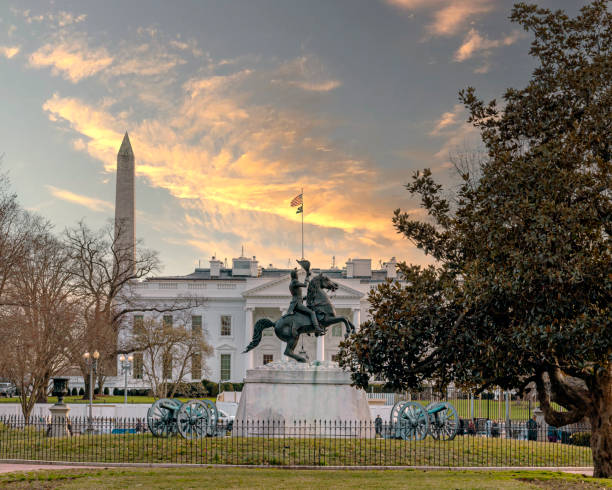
[
  {"left": 284, "top": 335, "right": 307, "bottom": 363},
  {"left": 325, "top": 316, "right": 355, "bottom": 338}
]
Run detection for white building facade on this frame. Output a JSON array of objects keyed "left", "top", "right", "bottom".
[{"left": 112, "top": 256, "right": 398, "bottom": 388}]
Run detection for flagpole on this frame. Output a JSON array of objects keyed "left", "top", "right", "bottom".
[{"left": 301, "top": 187, "right": 304, "bottom": 259}]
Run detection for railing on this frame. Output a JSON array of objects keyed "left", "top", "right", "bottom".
[
  {"left": 368, "top": 392, "right": 565, "bottom": 421},
  {"left": 0, "top": 415, "right": 592, "bottom": 467}
]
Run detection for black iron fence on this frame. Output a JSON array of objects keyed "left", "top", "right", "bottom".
[
  {"left": 366, "top": 391, "right": 564, "bottom": 421},
  {"left": 0, "top": 415, "right": 592, "bottom": 467}
]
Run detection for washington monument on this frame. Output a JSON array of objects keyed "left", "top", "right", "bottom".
[{"left": 115, "top": 132, "right": 135, "bottom": 272}]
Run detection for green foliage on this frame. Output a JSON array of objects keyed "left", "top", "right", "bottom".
[
  {"left": 569, "top": 432, "right": 591, "bottom": 447},
  {"left": 339, "top": 0, "right": 611, "bottom": 428},
  {"left": 168, "top": 382, "right": 207, "bottom": 398}
]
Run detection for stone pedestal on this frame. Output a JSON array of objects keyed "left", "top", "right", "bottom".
[
  {"left": 534, "top": 407, "right": 547, "bottom": 442},
  {"left": 234, "top": 360, "right": 371, "bottom": 437},
  {"left": 48, "top": 404, "right": 71, "bottom": 437}
]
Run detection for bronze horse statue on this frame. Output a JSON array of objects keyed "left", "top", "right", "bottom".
[{"left": 243, "top": 273, "right": 356, "bottom": 362}]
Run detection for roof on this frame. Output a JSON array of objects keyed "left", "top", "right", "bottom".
[{"left": 149, "top": 266, "right": 398, "bottom": 282}]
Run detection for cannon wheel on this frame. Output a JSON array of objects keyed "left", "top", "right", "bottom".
[
  {"left": 388, "top": 401, "right": 406, "bottom": 439},
  {"left": 147, "top": 398, "right": 181, "bottom": 437},
  {"left": 202, "top": 399, "right": 219, "bottom": 436},
  {"left": 426, "top": 401, "right": 459, "bottom": 441},
  {"left": 398, "top": 401, "right": 429, "bottom": 441},
  {"left": 177, "top": 399, "right": 211, "bottom": 439}
]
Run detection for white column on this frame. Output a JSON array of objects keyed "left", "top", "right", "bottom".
[
  {"left": 279, "top": 308, "right": 286, "bottom": 360},
  {"left": 245, "top": 307, "right": 254, "bottom": 370},
  {"left": 316, "top": 333, "right": 325, "bottom": 361},
  {"left": 352, "top": 307, "right": 361, "bottom": 331}
]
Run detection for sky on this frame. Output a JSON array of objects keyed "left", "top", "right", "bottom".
[{"left": 0, "top": 0, "right": 587, "bottom": 275}]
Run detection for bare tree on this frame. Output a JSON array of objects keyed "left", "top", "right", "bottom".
[
  {"left": 124, "top": 314, "right": 212, "bottom": 399},
  {"left": 64, "top": 220, "right": 198, "bottom": 396},
  {"left": 0, "top": 168, "right": 35, "bottom": 306},
  {"left": 0, "top": 226, "right": 77, "bottom": 419}
]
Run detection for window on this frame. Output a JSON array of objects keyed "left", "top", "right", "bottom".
[
  {"left": 220, "top": 354, "right": 231, "bottom": 381},
  {"left": 220, "top": 315, "right": 231, "bottom": 336},
  {"left": 331, "top": 354, "right": 340, "bottom": 362},
  {"left": 332, "top": 324, "right": 342, "bottom": 337},
  {"left": 163, "top": 353, "right": 172, "bottom": 380},
  {"left": 163, "top": 315, "right": 173, "bottom": 328},
  {"left": 133, "top": 353, "right": 143, "bottom": 379},
  {"left": 191, "top": 353, "right": 202, "bottom": 379},
  {"left": 192, "top": 316, "right": 202, "bottom": 337},
  {"left": 133, "top": 315, "right": 144, "bottom": 332},
  {"left": 263, "top": 354, "right": 273, "bottom": 365}
]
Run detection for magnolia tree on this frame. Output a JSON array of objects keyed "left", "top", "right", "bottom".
[{"left": 339, "top": 1, "right": 611, "bottom": 477}]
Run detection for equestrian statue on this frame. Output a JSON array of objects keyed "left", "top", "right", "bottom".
[{"left": 243, "top": 259, "right": 356, "bottom": 363}]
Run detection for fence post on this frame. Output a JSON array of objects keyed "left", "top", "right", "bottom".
[
  {"left": 505, "top": 391, "right": 510, "bottom": 422},
  {"left": 470, "top": 394, "right": 474, "bottom": 420}
]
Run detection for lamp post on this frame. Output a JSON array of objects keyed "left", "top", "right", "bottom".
[
  {"left": 118, "top": 354, "right": 133, "bottom": 405},
  {"left": 83, "top": 350, "right": 100, "bottom": 432}
]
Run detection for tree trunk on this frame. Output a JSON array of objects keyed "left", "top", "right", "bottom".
[
  {"left": 590, "top": 368, "right": 612, "bottom": 478},
  {"left": 82, "top": 377, "right": 96, "bottom": 400}
]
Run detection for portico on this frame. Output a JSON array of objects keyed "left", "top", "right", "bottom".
[{"left": 242, "top": 273, "right": 364, "bottom": 367}]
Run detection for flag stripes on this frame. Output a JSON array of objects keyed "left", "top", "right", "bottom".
[{"left": 290, "top": 193, "right": 303, "bottom": 207}]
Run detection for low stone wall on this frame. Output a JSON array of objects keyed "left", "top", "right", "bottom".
[{"left": 0, "top": 403, "right": 149, "bottom": 419}]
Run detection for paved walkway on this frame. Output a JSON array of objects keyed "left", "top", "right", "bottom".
[{"left": 0, "top": 464, "right": 98, "bottom": 474}]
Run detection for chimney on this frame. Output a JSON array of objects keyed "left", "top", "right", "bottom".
[
  {"left": 384, "top": 257, "right": 397, "bottom": 279},
  {"left": 250, "top": 256, "right": 258, "bottom": 277},
  {"left": 352, "top": 259, "right": 371, "bottom": 278},
  {"left": 346, "top": 259, "right": 354, "bottom": 278},
  {"left": 210, "top": 256, "right": 222, "bottom": 277},
  {"left": 114, "top": 132, "right": 135, "bottom": 273}
]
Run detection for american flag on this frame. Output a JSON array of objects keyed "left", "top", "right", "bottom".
[{"left": 290, "top": 193, "right": 303, "bottom": 207}]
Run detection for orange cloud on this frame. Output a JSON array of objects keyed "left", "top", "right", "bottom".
[
  {"left": 385, "top": 0, "right": 496, "bottom": 36},
  {"left": 454, "top": 29, "right": 522, "bottom": 62},
  {"left": 46, "top": 185, "right": 114, "bottom": 212},
  {"left": 430, "top": 104, "right": 464, "bottom": 135},
  {"left": 0, "top": 45, "right": 20, "bottom": 58},
  {"left": 42, "top": 72, "right": 417, "bottom": 267},
  {"left": 29, "top": 39, "right": 113, "bottom": 82}
]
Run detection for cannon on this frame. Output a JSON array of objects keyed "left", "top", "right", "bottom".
[
  {"left": 387, "top": 401, "right": 459, "bottom": 441},
  {"left": 147, "top": 398, "right": 219, "bottom": 439}
]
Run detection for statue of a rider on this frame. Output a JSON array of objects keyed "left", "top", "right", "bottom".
[{"left": 287, "top": 267, "right": 324, "bottom": 337}]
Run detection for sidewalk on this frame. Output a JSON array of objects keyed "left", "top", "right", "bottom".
[{"left": 0, "top": 464, "right": 98, "bottom": 474}]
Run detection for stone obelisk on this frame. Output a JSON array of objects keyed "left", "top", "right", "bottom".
[{"left": 115, "top": 132, "right": 135, "bottom": 272}]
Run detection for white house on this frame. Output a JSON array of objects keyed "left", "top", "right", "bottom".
[{"left": 112, "top": 255, "right": 398, "bottom": 388}]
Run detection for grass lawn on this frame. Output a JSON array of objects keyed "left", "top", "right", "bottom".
[
  {"left": 0, "top": 396, "right": 216, "bottom": 405},
  {"left": 0, "top": 423, "right": 593, "bottom": 467},
  {"left": 0, "top": 468, "right": 608, "bottom": 489},
  {"left": 411, "top": 399, "right": 565, "bottom": 421}
]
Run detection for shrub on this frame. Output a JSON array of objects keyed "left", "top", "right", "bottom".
[
  {"left": 71, "top": 388, "right": 78, "bottom": 396},
  {"left": 113, "top": 388, "right": 119, "bottom": 396},
  {"left": 201, "top": 379, "right": 218, "bottom": 398},
  {"left": 103, "top": 387, "right": 109, "bottom": 395},
  {"left": 569, "top": 432, "right": 591, "bottom": 447},
  {"left": 78, "top": 388, "right": 85, "bottom": 396}
]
